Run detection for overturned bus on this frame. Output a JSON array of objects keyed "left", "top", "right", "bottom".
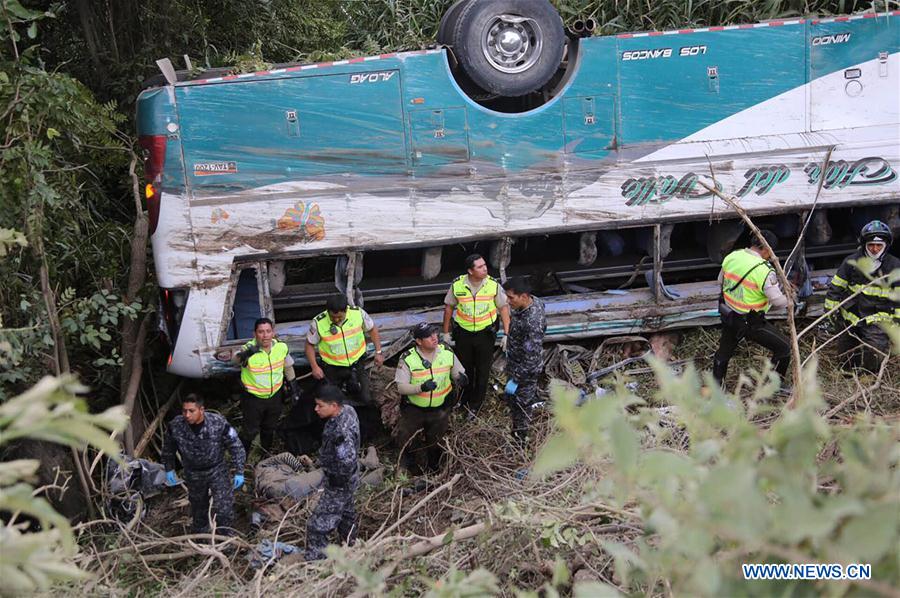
[{"left": 136, "top": 0, "right": 900, "bottom": 377}]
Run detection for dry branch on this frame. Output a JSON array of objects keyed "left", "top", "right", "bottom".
[
  {"left": 405, "top": 521, "right": 490, "bottom": 558},
  {"left": 135, "top": 383, "right": 183, "bottom": 458},
  {"left": 371, "top": 473, "right": 462, "bottom": 542}
]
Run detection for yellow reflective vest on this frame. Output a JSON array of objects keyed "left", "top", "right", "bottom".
[
  {"left": 240, "top": 340, "right": 290, "bottom": 399},
  {"left": 721, "top": 250, "right": 773, "bottom": 314},
  {"left": 315, "top": 307, "right": 367, "bottom": 366},
  {"left": 451, "top": 275, "right": 499, "bottom": 332},
  {"left": 403, "top": 344, "right": 455, "bottom": 408}
]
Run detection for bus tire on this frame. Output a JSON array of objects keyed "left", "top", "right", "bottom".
[
  {"left": 452, "top": 0, "right": 565, "bottom": 97},
  {"left": 437, "top": 0, "right": 472, "bottom": 46}
]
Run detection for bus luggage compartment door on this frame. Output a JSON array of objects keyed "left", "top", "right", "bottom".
[
  {"left": 408, "top": 107, "right": 470, "bottom": 167},
  {"left": 563, "top": 93, "right": 616, "bottom": 154}
]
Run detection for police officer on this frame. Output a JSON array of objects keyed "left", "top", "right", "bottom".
[
  {"left": 826, "top": 220, "right": 899, "bottom": 372},
  {"left": 502, "top": 277, "right": 546, "bottom": 445},
  {"left": 712, "top": 230, "right": 791, "bottom": 389},
  {"left": 305, "top": 294, "right": 384, "bottom": 405},
  {"left": 162, "top": 393, "right": 246, "bottom": 534},
  {"left": 305, "top": 385, "right": 360, "bottom": 561},
  {"left": 395, "top": 323, "right": 466, "bottom": 475},
  {"left": 441, "top": 254, "right": 509, "bottom": 416},
  {"left": 234, "top": 317, "right": 298, "bottom": 455}
]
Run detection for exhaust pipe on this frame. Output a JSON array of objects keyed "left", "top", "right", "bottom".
[
  {"left": 572, "top": 20, "right": 585, "bottom": 34},
  {"left": 584, "top": 18, "right": 596, "bottom": 34}
]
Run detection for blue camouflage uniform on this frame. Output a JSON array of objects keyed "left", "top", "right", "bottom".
[
  {"left": 505, "top": 296, "right": 547, "bottom": 442},
  {"left": 305, "top": 405, "right": 360, "bottom": 560},
  {"left": 162, "top": 412, "right": 246, "bottom": 533}
]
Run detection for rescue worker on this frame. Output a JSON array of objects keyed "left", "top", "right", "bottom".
[
  {"left": 305, "top": 385, "right": 360, "bottom": 561},
  {"left": 395, "top": 323, "right": 466, "bottom": 475},
  {"left": 441, "top": 254, "right": 510, "bottom": 416},
  {"left": 712, "top": 230, "right": 792, "bottom": 389},
  {"left": 234, "top": 317, "right": 298, "bottom": 455},
  {"left": 162, "top": 393, "right": 246, "bottom": 534},
  {"left": 825, "top": 220, "right": 899, "bottom": 372},
  {"left": 305, "top": 294, "right": 384, "bottom": 406},
  {"left": 502, "top": 277, "right": 546, "bottom": 445}
]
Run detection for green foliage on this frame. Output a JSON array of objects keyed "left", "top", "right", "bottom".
[
  {"left": 0, "top": 375, "right": 127, "bottom": 596},
  {"left": 534, "top": 358, "right": 900, "bottom": 596},
  {"left": 0, "top": 7, "right": 140, "bottom": 397}
]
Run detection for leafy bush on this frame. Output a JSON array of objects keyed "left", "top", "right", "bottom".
[
  {"left": 534, "top": 358, "right": 900, "bottom": 596},
  {"left": 0, "top": 376, "right": 127, "bottom": 596}
]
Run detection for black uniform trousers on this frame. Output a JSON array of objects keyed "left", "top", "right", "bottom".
[
  {"left": 305, "top": 477, "right": 359, "bottom": 561},
  {"left": 506, "top": 375, "right": 539, "bottom": 443},
  {"left": 836, "top": 324, "right": 891, "bottom": 373},
  {"left": 184, "top": 464, "right": 234, "bottom": 533},
  {"left": 395, "top": 402, "right": 451, "bottom": 475},
  {"left": 240, "top": 391, "right": 284, "bottom": 454},
  {"left": 713, "top": 309, "right": 791, "bottom": 384},
  {"left": 321, "top": 360, "right": 371, "bottom": 405},
  {"left": 452, "top": 326, "right": 496, "bottom": 413},
  {"left": 319, "top": 360, "right": 383, "bottom": 441}
]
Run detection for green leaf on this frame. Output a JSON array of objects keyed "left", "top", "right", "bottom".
[
  {"left": 601, "top": 540, "right": 645, "bottom": 587},
  {"left": 573, "top": 582, "right": 624, "bottom": 598},
  {"left": 532, "top": 433, "right": 577, "bottom": 476},
  {"left": 27, "top": 22, "right": 37, "bottom": 39},
  {"left": 0, "top": 459, "right": 40, "bottom": 485},
  {"left": 609, "top": 416, "right": 639, "bottom": 476},
  {"left": 836, "top": 504, "right": 900, "bottom": 563},
  {"left": 3, "top": 0, "right": 46, "bottom": 20},
  {"left": 551, "top": 557, "right": 569, "bottom": 588},
  {"left": 45, "top": 127, "right": 60, "bottom": 139}
]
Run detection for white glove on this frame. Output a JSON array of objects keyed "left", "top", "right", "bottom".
[
  {"left": 499, "top": 335, "right": 508, "bottom": 352},
  {"left": 441, "top": 332, "right": 454, "bottom": 347}
]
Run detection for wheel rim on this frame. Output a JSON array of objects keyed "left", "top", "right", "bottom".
[{"left": 481, "top": 14, "right": 542, "bottom": 74}]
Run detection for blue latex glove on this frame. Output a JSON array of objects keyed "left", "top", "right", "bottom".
[
  {"left": 504, "top": 379, "right": 518, "bottom": 395},
  {"left": 233, "top": 474, "right": 245, "bottom": 490},
  {"left": 165, "top": 470, "right": 180, "bottom": 486}
]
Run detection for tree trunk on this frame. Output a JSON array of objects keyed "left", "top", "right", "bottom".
[
  {"left": 28, "top": 209, "right": 69, "bottom": 375},
  {"left": 73, "top": 0, "right": 105, "bottom": 79},
  {"left": 120, "top": 150, "right": 152, "bottom": 454},
  {"left": 120, "top": 152, "right": 149, "bottom": 404}
]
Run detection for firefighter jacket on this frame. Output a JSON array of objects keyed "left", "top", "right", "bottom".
[{"left": 826, "top": 250, "right": 900, "bottom": 327}]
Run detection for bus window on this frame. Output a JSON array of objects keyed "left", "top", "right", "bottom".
[
  {"left": 271, "top": 255, "right": 342, "bottom": 325},
  {"left": 226, "top": 267, "right": 263, "bottom": 340}
]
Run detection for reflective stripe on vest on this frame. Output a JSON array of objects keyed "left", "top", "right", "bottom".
[
  {"left": 403, "top": 345, "right": 455, "bottom": 408},
  {"left": 315, "top": 308, "right": 366, "bottom": 366},
  {"left": 452, "top": 275, "right": 498, "bottom": 332},
  {"left": 721, "top": 250, "right": 772, "bottom": 314},
  {"left": 240, "top": 340, "right": 290, "bottom": 399}
]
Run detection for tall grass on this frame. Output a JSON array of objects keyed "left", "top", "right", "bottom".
[{"left": 340, "top": 0, "right": 897, "bottom": 52}]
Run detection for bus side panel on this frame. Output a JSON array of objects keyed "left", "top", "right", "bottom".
[
  {"left": 810, "top": 16, "right": 900, "bottom": 131},
  {"left": 617, "top": 25, "right": 808, "bottom": 146},
  {"left": 175, "top": 73, "right": 408, "bottom": 195}
]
